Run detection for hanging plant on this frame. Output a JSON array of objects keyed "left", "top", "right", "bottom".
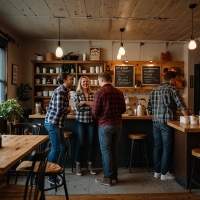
[{"left": 160, "top": 51, "right": 172, "bottom": 61}]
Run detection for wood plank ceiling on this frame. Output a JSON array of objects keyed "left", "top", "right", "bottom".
[{"left": 0, "top": 0, "right": 200, "bottom": 42}]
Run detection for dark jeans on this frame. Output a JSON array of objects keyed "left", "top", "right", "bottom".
[
  {"left": 74, "top": 119, "right": 95, "bottom": 163},
  {"left": 153, "top": 123, "right": 173, "bottom": 175},
  {"left": 98, "top": 124, "right": 122, "bottom": 179},
  {"left": 44, "top": 122, "right": 66, "bottom": 166}
]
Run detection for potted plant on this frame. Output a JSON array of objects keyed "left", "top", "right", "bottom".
[
  {"left": 0, "top": 98, "right": 24, "bottom": 123},
  {"left": 17, "top": 83, "right": 32, "bottom": 101}
]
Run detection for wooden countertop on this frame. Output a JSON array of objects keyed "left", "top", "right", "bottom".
[
  {"left": 29, "top": 114, "right": 152, "bottom": 120},
  {"left": 167, "top": 121, "right": 200, "bottom": 133}
]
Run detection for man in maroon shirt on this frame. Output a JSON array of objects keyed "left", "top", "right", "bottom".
[{"left": 92, "top": 72, "right": 126, "bottom": 186}]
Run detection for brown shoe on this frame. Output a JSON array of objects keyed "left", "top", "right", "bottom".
[
  {"left": 88, "top": 164, "right": 96, "bottom": 175},
  {"left": 95, "top": 176, "right": 112, "bottom": 186},
  {"left": 76, "top": 163, "right": 82, "bottom": 176}
]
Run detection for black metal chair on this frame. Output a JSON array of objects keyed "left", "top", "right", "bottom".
[
  {"left": 7, "top": 123, "right": 44, "bottom": 184},
  {"left": 16, "top": 141, "right": 69, "bottom": 200},
  {"left": 0, "top": 147, "right": 50, "bottom": 200}
]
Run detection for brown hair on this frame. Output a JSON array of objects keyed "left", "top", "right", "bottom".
[
  {"left": 164, "top": 71, "right": 177, "bottom": 81},
  {"left": 57, "top": 72, "right": 71, "bottom": 84},
  {"left": 98, "top": 72, "right": 112, "bottom": 82}
]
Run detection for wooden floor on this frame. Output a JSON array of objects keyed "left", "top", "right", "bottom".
[{"left": 46, "top": 193, "right": 200, "bottom": 200}]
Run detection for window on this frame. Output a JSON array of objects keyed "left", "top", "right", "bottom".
[{"left": 0, "top": 47, "right": 6, "bottom": 102}]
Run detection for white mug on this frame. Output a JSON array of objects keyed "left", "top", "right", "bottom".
[
  {"left": 90, "top": 66, "right": 95, "bottom": 73},
  {"left": 90, "top": 80, "right": 94, "bottom": 85},
  {"left": 94, "top": 80, "right": 98, "bottom": 85},
  {"left": 42, "top": 78, "right": 46, "bottom": 84},
  {"left": 56, "top": 67, "right": 60, "bottom": 73},
  {"left": 53, "top": 79, "right": 57, "bottom": 84},
  {"left": 43, "top": 91, "right": 48, "bottom": 96},
  {"left": 42, "top": 68, "right": 47, "bottom": 73},
  {"left": 50, "top": 69, "right": 54, "bottom": 73},
  {"left": 83, "top": 53, "right": 86, "bottom": 61},
  {"left": 96, "top": 66, "right": 100, "bottom": 73},
  {"left": 49, "top": 91, "right": 53, "bottom": 96}
]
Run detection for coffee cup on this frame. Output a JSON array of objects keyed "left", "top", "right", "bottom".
[
  {"left": 82, "top": 70, "right": 86, "bottom": 73},
  {"left": 49, "top": 91, "right": 53, "bottom": 96},
  {"left": 94, "top": 80, "right": 98, "bottom": 85},
  {"left": 43, "top": 91, "right": 48, "bottom": 96},
  {"left": 90, "top": 66, "right": 95, "bottom": 73},
  {"left": 56, "top": 68, "right": 60, "bottom": 73},
  {"left": 90, "top": 80, "right": 94, "bottom": 85},
  {"left": 42, "top": 68, "right": 47, "bottom": 73},
  {"left": 53, "top": 79, "right": 57, "bottom": 84},
  {"left": 50, "top": 69, "right": 54, "bottom": 73},
  {"left": 42, "top": 78, "right": 46, "bottom": 84}
]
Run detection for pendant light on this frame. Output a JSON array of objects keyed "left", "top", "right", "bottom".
[
  {"left": 55, "top": 17, "right": 63, "bottom": 57},
  {"left": 118, "top": 28, "right": 125, "bottom": 55},
  {"left": 188, "top": 4, "right": 197, "bottom": 50}
]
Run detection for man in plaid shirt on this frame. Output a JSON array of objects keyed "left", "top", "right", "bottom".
[
  {"left": 92, "top": 72, "right": 126, "bottom": 186},
  {"left": 44, "top": 72, "right": 73, "bottom": 185},
  {"left": 147, "top": 71, "right": 190, "bottom": 181}
]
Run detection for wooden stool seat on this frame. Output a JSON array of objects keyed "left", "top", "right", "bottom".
[
  {"left": 127, "top": 133, "right": 149, "bottom": 173},
  {"left": 192, "top": 148, "right": 200, "bottom": 158},
  {"left": 63, "top": 131, "right": 73, "bottom": 138},
  {"left": 128, "top": 134, "right": 146, "bottom": 140}
]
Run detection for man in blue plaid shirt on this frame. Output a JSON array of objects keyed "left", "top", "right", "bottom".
[
  {"left": 147, "top": 71, "right": 190, "bottom": 181},
  {"left": 44, "top": 72, "right": 73, "bottom": 185}
]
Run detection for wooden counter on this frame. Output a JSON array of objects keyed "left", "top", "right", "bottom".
[
  {"left": 167, "top": 121, "right": 200, "bottom": 189},
  {"left": 29, "top": 114, "right": 152, "bottom": 120},
  {"left": 167, "top": 121, "right": 200, "bottom": 132},
  {"left": 29, "top": 114, "right": 153, "bottom": 168}
]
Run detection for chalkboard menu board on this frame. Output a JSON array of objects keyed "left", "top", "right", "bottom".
[
  {"left": 114, "top": 66, "right": 134, "bottom": 87},
  {"left": 142, "top": 66, "right": 161, "bottom": 85}
]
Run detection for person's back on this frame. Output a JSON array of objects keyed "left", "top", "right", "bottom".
[
  {"left": 93, "top": 83, "right": 125, "bottom": 126},
  {"left": 92, "top": 72, "right": 126, "bottom": 187}
]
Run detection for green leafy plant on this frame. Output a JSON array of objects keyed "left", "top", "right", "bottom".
[
  {"left": 17, "top": 83, "right": 32, "bottom": 101},
  {"left": 61, "top": 64, "right": 74, "bottom": 72},
  {"left": 0, "top": 98, "right": 24, "bottom": 122}
]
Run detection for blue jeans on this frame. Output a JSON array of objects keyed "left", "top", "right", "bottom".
[
  {"left": 153, "top": 123, "right": 173, "bottom": 175},
  {"left": 98, "top": 124, "right": 122, "bottom": 179},
  {"left": 44, "top": 122, "right": 66, "bottom": 166},
  {"left": 75, "top": 120, "right": 95, "bottom": 163}
]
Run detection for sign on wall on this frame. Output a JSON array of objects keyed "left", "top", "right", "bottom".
[
  {"left": 114, "top": 66, "right": 134, "bottom": 87},
  {"left": 142, "top": 66, "right": 161, "bottom": 85}
]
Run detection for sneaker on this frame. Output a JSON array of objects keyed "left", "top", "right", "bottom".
[
  {"left": 47, "top": 177, "right": 63, "bottom": 185},
  {"left": 154, "top": 172, "right": 161, "bottom": 179},
  {"left": 112, "top": 177, "right": 118, "bottom": 184},
  {"left": 88, "top": 164, "right": 96, "bottom": 175},
  {"left": 95, "top": 176, "right": 112, "bottom": 187},
  {"left": 161, "top": 171, "right": 175, "bottom": 180},
  {"left": 76, "top": 163, "right": 82, "bottom": 176}
]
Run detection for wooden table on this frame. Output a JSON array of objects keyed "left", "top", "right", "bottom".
[{"left": 0, "top": 135, "right": 49, "bottom": 174}]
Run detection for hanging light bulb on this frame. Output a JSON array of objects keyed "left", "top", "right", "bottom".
[
  {"left": 117, "top": 53, "right": 121, "bottom": 60},
  {"left": 118, "top": 28, "right": 125, "bottom": 56},
  {"left": 55, "top": 18, "right": 63, "bottom": 57},
  {"left": 188, "top": 4, "right": 197, "bottom": 50}
]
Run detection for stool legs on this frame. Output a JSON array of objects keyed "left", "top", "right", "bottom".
[
  {"left": 190, "top": 156, "right": 196, "bottom": 193},
  {"left": 127, "top": 139, "right": 149, "bottom": 173},
  {"left": 66, "top": 137, "right": 73, "bottom": 172},
  {"left": 129, "top": 139, "right": 135, "bottom": 173}
]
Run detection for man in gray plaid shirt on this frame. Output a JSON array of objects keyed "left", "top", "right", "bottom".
[{"left": 147, "top": 71, "right": 190, "bottom": 181}]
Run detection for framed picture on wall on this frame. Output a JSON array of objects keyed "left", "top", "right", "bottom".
[{"left": 12, "top": 64, "right": 18, "bottom": 85}]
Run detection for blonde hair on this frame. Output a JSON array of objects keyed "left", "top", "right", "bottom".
[{"left": 76, "top": 76, "right": 93, "bottom": 94}]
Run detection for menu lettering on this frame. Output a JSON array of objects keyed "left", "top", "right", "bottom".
[
  {"left": 115, "top": 66, "right": 134, "bottom": 87},
  {"left": 142, "top": 66, "right": 161, "bottom": 85}
]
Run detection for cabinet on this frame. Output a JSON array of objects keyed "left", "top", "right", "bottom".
[{"left": 31, "top": 60, "right": 106, "bottom": 114}]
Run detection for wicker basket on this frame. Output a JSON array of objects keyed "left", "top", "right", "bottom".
[{"left": 45, "top": 52, "right": 54, "bottom": 61}]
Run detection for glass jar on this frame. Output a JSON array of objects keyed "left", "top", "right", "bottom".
[{"left": 35, "top": 102, "right": 42, "bottom": 114}]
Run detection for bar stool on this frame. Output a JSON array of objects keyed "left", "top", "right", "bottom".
[
  {"left": 126, "top": 133, "right": 149, "bottom": 173},
  {"left": 63, "top": 131, "right": 73, "bottom": 172},
  {"left": 190, "top": 148, "right": 200, "bottom": 192}
]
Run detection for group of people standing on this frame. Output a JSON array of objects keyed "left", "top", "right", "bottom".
[
  {"left": 45, "top": 71, "right": 126, "bottom": 186},
  {"left": 44, "top": 70, "right": 190, "bottom": 186}
]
